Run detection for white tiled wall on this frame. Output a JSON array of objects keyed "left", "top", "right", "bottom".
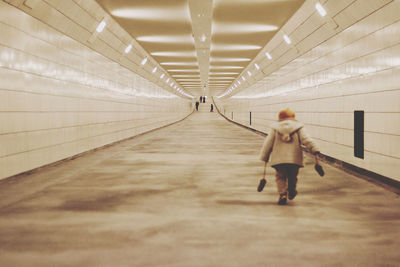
[
  {"left": 216, "top": 0, "right": 400, "bottom": 181},
  {"left": 0, "top": 2, "right": 192, "bottom": 180}
]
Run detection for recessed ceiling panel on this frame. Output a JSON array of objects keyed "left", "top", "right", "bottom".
[{"left": 95, "top": 0, "right": 305, "bottom": 96}]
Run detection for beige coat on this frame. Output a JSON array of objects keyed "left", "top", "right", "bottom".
[{"left": 259, "top": 119, "right": 319, "bottom": 167}]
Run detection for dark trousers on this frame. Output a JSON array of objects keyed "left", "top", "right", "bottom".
[{"left": 273, "top": 164, "right": 299, "bottom": 196}]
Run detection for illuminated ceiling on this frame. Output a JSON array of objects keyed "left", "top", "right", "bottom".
[{"left": 95, "top": 0, "right": 305, "bottom": 97}]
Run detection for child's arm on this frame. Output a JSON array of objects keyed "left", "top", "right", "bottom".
[
  {"left": 298, "top": 128, "right": 319, "bottom": 155},
  {"left": 259, "top": 129, "right": 275, "bottom": 162}
]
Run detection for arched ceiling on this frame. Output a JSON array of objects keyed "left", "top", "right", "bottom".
[{"left": 95, "top": 0, "right": 305, "bottom": 97}]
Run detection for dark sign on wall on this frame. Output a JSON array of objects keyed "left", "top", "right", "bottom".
[{"left": 354, "top": 110, "right": 364, "bottom": 159}]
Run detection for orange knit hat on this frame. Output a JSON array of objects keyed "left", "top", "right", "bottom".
[{"left": 278, "top": 108, "right": 295, "bottom": 121}]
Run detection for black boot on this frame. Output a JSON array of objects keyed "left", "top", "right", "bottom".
[
  {"left": 288, "top": 190, "right": 297, "bottom": 200},
  {"left": 278, "top": 193, "right": 287, "bottom": 205}
]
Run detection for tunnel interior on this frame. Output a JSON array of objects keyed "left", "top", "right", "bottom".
[{"left": 0, "top": 0, "right": 400, "bottom": 265}]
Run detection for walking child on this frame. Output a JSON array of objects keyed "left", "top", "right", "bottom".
[{"left": 259, "top": 109, "right": 320, "bottom": 205}]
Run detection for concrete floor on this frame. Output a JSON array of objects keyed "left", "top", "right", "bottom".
[{"left": 0, "top": 103, "right": 399, "bottom": 267}]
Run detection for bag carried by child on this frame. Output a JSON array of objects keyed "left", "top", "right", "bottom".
[
  {"left": 314, "top": 155, "right": 325, "bottom": 177},
  {"left": 257, "top": 162, "right": 267, "bottom": 192}
]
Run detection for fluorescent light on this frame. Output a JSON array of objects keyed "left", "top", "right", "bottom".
[
  {"left": 209, "top": 72, "right": 239, "bottom": 75},
  {"left": 213, "top": 23, "right": 278, "bottom": 34},
  {"left": 211, "top": 57, "right": 251, "bottom": 62},
  {"left": 237, "top": 81, "right": 241, "bottom": 85},
  {"left": 151, "top": 51, "right": 196, "bottom": 57},
  {"left": 160, "top": 62, "right": 198, "bottom": 66},
  {"left": 137, "top": 35, "right": 194, "bottom": 43},
  {"left": 124, "top": 44, "right": 132, "bottom": 53},
  {"left": 209, "top": 83, "right": 231, "bottom": 85},
  {"left": 255, "top": 63, "right": 260, "bottom": 70},
  {"left": 166, "top": 78, "right": 170, "bottom": 83},
  {"left": 168, "top": 69, "right": 200, "bottom": 72},
  {"left": 96, "top": 20, "right": 106, "bottom": 33},
  {"left": 283, "top": 34, "right": 291, "bottom": 44},
  {"left": 141, "top": 57, "right": 148, "bottom": 65},
  {"left": 315, "top": 3, "right": 327, "bottom": 17},
  {"left": 247, "top": 71, "right": 252, "bottom": 77},
  {"left": 209, "top": 66, "right": 244, "bottom": 70},
  {"left": 160, "top": 73, "right": 165, "bottom": 79},
  {"left": 211, "top": 44, "right": 261, "bottom": 51},
  {"left": 208, "top": 77, "right": 235, "bottom": 80},
  {"left": 172, "top": 74, "right": 200, "bottom": 77},
  {"left": 265, "top": 52, "right": 272, "bottom": 60},
  {"left": 111, "top": 7, "right": 188, "bottom": 21},
  {"left": 170, "top": 82, "right": 174, "bottom": 86},
  {"left": 152, "top": 67, "right": 157, "bottom": 73},
  {"left": 242, "top": 76, "right": 246, "bottom": 81}
]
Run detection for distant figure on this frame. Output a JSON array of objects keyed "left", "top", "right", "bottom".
[
  {"left": 259, "top": 108, "right": 320, "bottom": 205},
  {"left": 195, "top": 101, "right": 199, "bottom": 111},
  {"left": 200, "top": 96, "right": 203, "bottom": 103},
  {"left": 203, "top": 96, "right": 206, "bottom": 103},
  {"left": 210, "top": 104, "right": 213, "bottom": 112}
]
